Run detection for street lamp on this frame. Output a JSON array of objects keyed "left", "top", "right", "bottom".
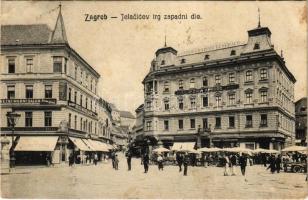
[{"left": 6, "top": 112, "right": 21, "bottom": 168}]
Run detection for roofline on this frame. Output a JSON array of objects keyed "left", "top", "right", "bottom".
[{"left": 1, "top": 43, "right": 100, "bottom": 78}]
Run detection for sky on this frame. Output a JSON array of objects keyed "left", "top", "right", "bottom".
[{"left": 2, "top": 1, "right": 307, "bottom": 114}]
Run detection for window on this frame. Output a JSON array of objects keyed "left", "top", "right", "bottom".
[
  {"left": 203, "top": 96, "right": 208, "bottom": 107},
  {"left": 246, "top": 115, "right": 253, "bottom": 127},
  {"left": 178, "top": 99, "right": 183, "bottom": 110},
  {"left": 229, "top": 116, "right": 235, "bottom": 128},
  {"left": 230, "top": 50, "right": 236, "bottom": 56},
  {"left": 190, "top": 98, "right": 196, "bottom": 109},
  {"left": 164, "top": 120, "right": 169, "bottom": 130},
  {"left": 229, "top": 73, "right": 235, "bottom": 83},
  {"left": 179, "top": 80, "right": 183, "bottom": 90},
  {"left": 25, "top": 85, "right": 33, "bottom": 99},
  {"left": 260, "top": 114, "right": 268, "bottom": 127},
  {"left": 253, "top": 43, "right": 260, "bottom": 50},
  {"left": 86, "top": 97, "right": 88, "bottom": 109},
  {"left": 74, "top": 91, "right": 77, "bottom": 103},
  {"left": 45, "top": 85, "right": 52, "bottom": 98},
  {"left": 164, "top": 81, "right": 169, "bottom": 93},
  {"left": 146, "top": 101, "right": 152, "bottom": 109},
  {"left": 64, "top": 58, "right": 67, "bottom": 74},
  {"left": 203, "top": 77, "right": 208, "bottom": 87},
  {"left": 68, "top": 113, "right": 71, "bottom": 128},
  {"left": 178, "top": 119, "right": 183, "bottom": 130},
  {"left": 53, "top": 57, "right": 62, "bottom": 73},
  {"left": 80, "top": 71, "right": 83, "bottom": 84},
  {"left": 215, "top": 75, "right": 221, "bottom": 85},
  {"left": 26, "top": 58, "right": 33, "bottom": 73},
  {"left": 246, "top": 92, "right": 253, "bottom": 104},
  {"left": 25, "top": 112, "right": 32, "bottom": 127},
  {"left": 146, "top": 121, "right": 152, "bottom": 131},
  {"left": 68, "top": 88, "right": 72, "bottom": 101},
  {"left": 85, "top": 74, "right": 88, "bottom": 88},
  {"left": 246, "top": 70, "right": 253, "bottom": 81},
  {"left": 216, "top": 95, "right": 222, "bottom": 106},
  {"left": 190, "top": 119, "right": 195, "bottom": 129},
  {"left": 80, "top": 118, "right": 83, "bottom": 130},
  {"left": 181, "top": 58, "right": 186, "bottom": 64},
  {"left": 74, "top": 115, "right": 77, "bottom": 129},
  {"left": 215, "top": 117, "right": 221, "bottom": 128},
  {"left": 228, "top": 94, "right": 235, "bottom": 105},
  {"left": 90, "top": 78, "right": 93, "bottom": 91},
  {"left": 190, "top": 78, "right": 195, "bottom": 88},
  {"left": 260, "top": 91, "right": 268, "bottom": 102},
  {"left": 260, "top": 69, "right": 268, "bottom": 80},
  {"left": 75, "top": 66, "right": 78, "bottom": 80},
  {"left": 203, "top": 118, "right": 208, "bottom": 129},
  {"left": 204, "top": 54, "right": 210, "bottom": 60},
  {"left": 164, "top": 100, "right": 169, "bottom": 110},
  {"left": 80, "top": 94, "right": 83, "bottom": 106},
  {"left": 161, "top": 60, "right": 165, "bottom": 65},
  {"left": 7, "top": 86, "right": 15, "bottom": 99},
  {"left": 8, "top": 58, "right": 15, "bottom": 73},
  {"left": 44, "top": 111, "right": 52, "bottom": 127}
]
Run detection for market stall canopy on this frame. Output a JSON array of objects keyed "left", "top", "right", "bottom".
[
  {"left": 171, "top": 142, "right": 195, "bottom": 152},
  {"left": 222, "top": 147, "right": 253, "bottom": 155},
  {"left": 253, "top": 148, "right": 279, "bottom": 154},
  {"left": 281, "top": 146, "right": 307, "bottom": 152},
  {"left": 188, "top": 149, "right": 201, "bottom": 154},
  {"left": 88, "top": 140, "right": 109, "bottom": 152},
  {"left": 15, "top": 136, "right": 58, "bottom": 151},
  {"left": 198, "top": 147, "right": 222, "bottom": 152},
  {"left": 69, "top": 137, "right": 91, "bottom": 151},
  {"left": 152, "top": 147, "right": 170, "bottom": 153}
]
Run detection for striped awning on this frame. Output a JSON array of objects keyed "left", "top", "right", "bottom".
[
  {"left": 69, "top": 137, "right": 91, "bottom": 151},
  {"left": 87, "top": 140, "right": 109, "bottom": 152},
  {"left": 15, "top": 136, "right": 58, "bottom": 151}
]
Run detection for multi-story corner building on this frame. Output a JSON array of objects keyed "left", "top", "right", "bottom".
[
  {"left": 142, "top": 23, "right": 296, "bottom": 150},
  {"left": 0, "top": 7, "right": 110, "bottom": 165},
  {"left": 295, "top": 97, "right": 307, "bottom": 146},
  {"left": 97, "top": 98, "right": 113, "bottom": 144}
]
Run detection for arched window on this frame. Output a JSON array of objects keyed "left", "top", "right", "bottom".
[
  {"left": 161, "top": 60, "right": 165, "bottom": 65},
  {"left": 190, "top": 78, "right": 195, "bottom": 88},
  {"left": 204, "top": 54, "right": 210, "bottom": 60}
]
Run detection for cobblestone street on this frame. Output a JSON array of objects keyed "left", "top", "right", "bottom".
[{"left": 1, "top": 153, "right": 307, "bottom": 199}]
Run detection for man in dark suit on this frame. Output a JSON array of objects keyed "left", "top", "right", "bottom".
[
  {"left": 143, "top": 153, "right": 149, "bottom": 173},
  {"left": 126, "top": 151, "right": 132, "bottom": 171},
  {"left": 239, "top": 153, "right": 248, "bottom": 181},
  {"left": 183, "top": 153, "right": 190, "bottom": 176},
  {"left": 176, "top": 153, "right": 183, "bottom": 172}
]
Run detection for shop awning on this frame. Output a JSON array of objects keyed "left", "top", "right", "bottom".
[
  {"left": 107, "top": 144, "right": 115, "bottom": 150},
  {"left": 88, "top": 140, "right": 109, "bottom": 152},
  {"left": 15, "top": 136, "right": 58, "bottom": 151},
  {"left": 69, "top": 137, "right": 91, "bottom": 151},
  {"left": 171, "top": 142, "right": 195, "bottom": 151},
  {"left": 82, "top": 139, "right": 96, "bottom": 151}
]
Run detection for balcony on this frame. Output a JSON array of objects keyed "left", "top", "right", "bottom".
[
  {"left": 1, "top": 98, "right": 57, "bottom": 105},
  {"left": 67, "top": 101, "right": 98, "bottom": 117}
]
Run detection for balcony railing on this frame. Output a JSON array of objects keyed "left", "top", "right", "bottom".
[
  {"left": 67, "top": 101, "right": 98, "bottom": 117},
  {"left": 1, "top": 98, "right": 57, "bottom": 105}
]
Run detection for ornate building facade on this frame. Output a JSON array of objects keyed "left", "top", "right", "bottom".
[
  {"left": 0, "top": 7, "right": 112, "bottom": 165},
  {"left": 142, "top": 24, "right": 296, "bottom": 150}
]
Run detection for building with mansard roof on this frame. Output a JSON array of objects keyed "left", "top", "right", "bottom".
[
  {"left": 0, "top": 6, "right": 112, "bottom": 165},
  {"left": 142, "top": 23, "right": 296, "bottom": 151}
]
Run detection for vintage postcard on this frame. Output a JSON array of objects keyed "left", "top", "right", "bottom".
[{"left": 1, "top": 1, "right": 307, "bottom": 199}]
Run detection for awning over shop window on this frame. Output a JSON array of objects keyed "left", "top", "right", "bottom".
[
  {"left": 69, "top": 137, "right": 91, "bottom": 151},
  {"left": 15, "top": 136, "right": 58, "bottom": 151},
  {"left": 171, "top": 142, "right": 195, "bottom": 151},
  {"left": 106, "top": 144, "right": 115, "bottom": 150},
  {"left": 87, "top": 140, "right": 109, "bottom": 152},
  {"left": 82, "top": 139, "right": 96, "bottom": 151}
]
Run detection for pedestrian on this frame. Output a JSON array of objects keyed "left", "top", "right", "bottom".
[
  {"left": 275, "top": 154, "right": 282, "bottom": 173},
  {"left": 238, "top": 153, "right": 248, "bottom": 181},
  {"left": 230, "top": 154, "right": 237, "bottom": 175},
  {"left": 126, "top": 151, "right": 132, "bottom": 171},
  {"left": 176, "top": 153, "right": 183, "bottom": 172},
  {"left": 261, "top": 153, "right": 267, "bottom": 167},
  {"left": 157, "top": 154, "right": 164, "bottom": 171},
  {"left": 183, "top": 152, "right": 189, "bottom": 176},
  {"left": 267, "top": 154, "right": 276, "bottom": 174},
  {"left": 143, "top": 153, "right": 149, "bottom": 173},
  {"left": 223, "top": 154, "right": 230, "bottom": 176},
  {"left": 69, "top": 153, "right": 74, "bottom": 167},
  {"left": 114, "top": 154, "right": 119, "bottom": 170},
  {"left": 111, "top": 151, "right": 115, "bottom": 169},
  {"left": 94, "top": 153, "right": 98, "bottom": 165}
]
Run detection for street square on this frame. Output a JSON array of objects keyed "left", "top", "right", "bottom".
[{"left": 1, "top": 154, "right": 307, "bottom": 199}]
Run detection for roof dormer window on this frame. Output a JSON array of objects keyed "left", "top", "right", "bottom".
[
  {"left": 204, "top": 54, "right": 210, "bottom": 60},
  {"left": 230, "top": 50, "right": 236, "bottom": 56},
  {"left": 161, "top": 60, "right": 165, "bottom": 65},
  {"left": 181, "top": 58, "right": 186, "bottom": 64},
  {"left": 253, "top": 43, "right": 260, "bottom": 50}
]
